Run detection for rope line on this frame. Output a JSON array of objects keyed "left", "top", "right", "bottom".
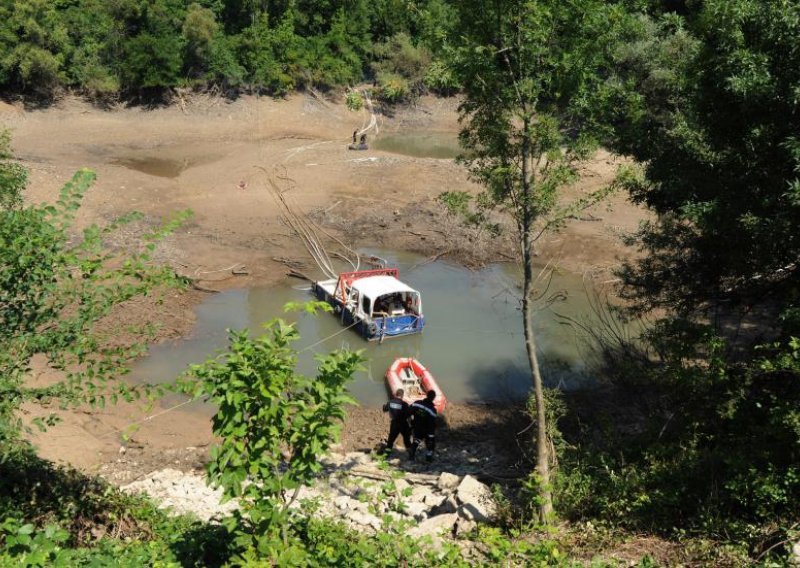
[
  {"left": 298, "top": 321, "right": 360, "bottom": 353},
  {"left": 81, "top": 319, "right": 362, "bottom": 443}
]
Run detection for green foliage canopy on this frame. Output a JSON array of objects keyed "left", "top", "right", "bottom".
[
  {"left": 0, "top": 0, "right": 455, "bottom": 97},
  {"left": 0, "top": 153, "right": 188, "bottom": 452},
  {"left": 607, "top": 1, "right": 800, "bottom": 317},
  {"left": 181, "top": 307, "right": 363, "bottom": 553}
]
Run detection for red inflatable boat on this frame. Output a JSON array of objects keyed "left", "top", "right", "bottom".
[{"left": 385, "top": 358, "right": 447, "bottom": 413}]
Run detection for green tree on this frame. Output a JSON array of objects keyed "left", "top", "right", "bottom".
[
  {"left": 448, "top": 0, "right": 632, "bottom": 522},
  {"left": 238, "top": 12, "right": 298, "bottom": 93},
  {"left": 0, "top": 0, "right": 69, "bottom": 94},
  {"left": 606, "top": 1, "right": 800, "bottom": 321},
  {"left": 182, "top": 306, "right": 362, "bottom": 552},
  {"left": 371, "top": 32, "right": 432, "bottom": 100},
  {"left": 301, "top": 8, "right": 366, "bottom": 89},
  {"left": 0, "top": 156, "right": 188, "bottom": 451},
  {"left": 568, "top": 1, "right": 800, "bottom": 546},
  {"left": 118, "top": 0, "right": 186, "bottom": 90},
  {"left": 182, "top": 3, "right": 219, "bottom": 79}
]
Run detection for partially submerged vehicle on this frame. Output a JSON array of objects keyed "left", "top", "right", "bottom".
[{"left": 312, "top": 268, "right": 424, "bottom": 341}]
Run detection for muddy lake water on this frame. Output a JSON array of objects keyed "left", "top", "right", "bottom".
[
  {"left": 130, "top": 250, "right": 611, "bottom": 408},
  {"left": 372, "top": 132, "right": 462, "bottom": 159}
]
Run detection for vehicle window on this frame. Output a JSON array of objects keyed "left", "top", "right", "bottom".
[{"left": 361, "top": 295, "right": 370, "bottom": 314}]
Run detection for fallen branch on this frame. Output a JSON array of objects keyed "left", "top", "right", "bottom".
[
  {"left": 273, "top": 257, "right": 308, "bottom": 270},
  {"left": 287, "top": 269, "right": 313, "bottom": 281},
  {"left": 346, "top": 467, "right": 440, "bottom": 485},
  {"left": 409, "top": 249, "right": 453, "bottom": 272},
  {"left": 190, "top": 282, "right": 220, "bottom": 293}
]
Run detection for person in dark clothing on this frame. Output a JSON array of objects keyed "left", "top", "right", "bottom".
[
  {"left": 382, "top": 388, "right": 411, "bottom": 454},
  {"left": 352, "top": 130, "right": 358, "bottom": 144},
  {"left": 409, "top": 390, "right": 438, "bottom": 462}
]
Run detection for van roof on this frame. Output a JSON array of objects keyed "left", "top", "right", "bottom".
[{"left": 350, "top": 275, "right": 418, "bottom": 299}]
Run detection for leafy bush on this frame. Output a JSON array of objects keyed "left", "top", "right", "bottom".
[
  {"left": 0, "top": 0, "right": 463, "bottom": 98},
  {"left": 437, "top": 190, "right": 500, "bottom": 236},
  {"left": 554, "top": 329, "right": 800, "bottom": 559},
  {"left": 0, "top": 130, "right": 27, "bottom": 211},
  {"left": 181, "top": 306, "right": 363, "bottom": 551},
  {"left": 423, "top": 59, "right": 459, "bottom": 95},
  {"left": 372, "top": 32, "right": 431, "bottom": 94},
  {"left": 346, "top": 90, "right": 364, "bottom": 111},
  {"left": 68, "top": 44, "right": 120, "bottom": 95},
  {"left": 438, "top": 190, "right": 472, "bottom": 217},
  {"left": 238, "top": 14, "right": 297, "bottom": 94},
  {"left": 0, "top": 143, "right": 187, "bottom": 453},
  {"left": 375, "top": 71, "right": 409, "bottom": 102},
  {"left": 299, "top": 12, "right": 364, "bottom": 91}
]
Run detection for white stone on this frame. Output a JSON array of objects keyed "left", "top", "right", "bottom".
[
  {"left": 408, "top": 513, "right": 459, "bottom": 539},
  {"left": 349, "top": 511, "right": 382, "bottom": 531},
  {"left": 790, "top": 541, "right": 800, "bottom": 566},
  {"left": 383, "top": 511, "right": 403, "bottom": 524},
  {"left": 454, "top": 518, "right": 476, "bottom": 536},
  {"left": 455, "top": 475, "right": 496, "bottom": 524},
  {"left": 394, "top": 478, "right": 411, "bottom": 494},
  {"left": 437, "top": 472, "right": 460, "bottom": 492},
  {"left": 402, "top": 501, "right": 429, "bottom": 520},
  {"left": 409, "top": 485, "right": 433, "bottom": 502},
  {"left": 431, "top": 495, "right": 458, "bottom": 516},
  {"left": 323, "top": 453, "right": 345, "bottom": 467},
  {"left": 423, "top": 493, "right": 446, "bottom": 508},
  {"left": 122, "top": 468, "right": 238, "bottom": 522},
  {"left": 334, "top": 495, "right": 351, "bottom": 510},
  {"left": 343, "top": 452, "right": 372, "bottom": 467}
]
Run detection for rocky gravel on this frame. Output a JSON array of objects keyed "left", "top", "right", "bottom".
[{"left": 122, "top": 450, "right": 498, "bottom": 541}]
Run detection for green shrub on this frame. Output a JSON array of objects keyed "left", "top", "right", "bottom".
[
  {"left": 0, "top": 130, "right": 27, "bottom": 211},
  {"left": 372, "top": 33, "right": 431, "bottom": 81},
  {"left": 181, "top": 306, "right": 363, "bottom": 551},
  {"left": 345, "top": 90, "right": 364, "bottom": 111},
  {"left": 375, "top": 71, "right": 409, "bottom": 102},
  {"left": 424, "top": 59, "right": 459, "bottom": 95}
]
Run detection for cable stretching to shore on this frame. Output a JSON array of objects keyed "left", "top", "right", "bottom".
[{"left": 259, "top": 165, "right": 360, "bottom": 279}]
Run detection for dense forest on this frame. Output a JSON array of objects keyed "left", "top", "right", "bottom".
[
  {"left": 2, "top": 0, "right": 800, "bottom": 565},
  {"left": 0, "top": 0, "right": 456, "bottom": 100}
]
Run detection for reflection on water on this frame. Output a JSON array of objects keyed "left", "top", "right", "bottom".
[
  {"left": 130, "top": 251, "right": 608, "bottom": 407},
  {"left": 372, "top": 132, "right": 461, "bottom": 159}
]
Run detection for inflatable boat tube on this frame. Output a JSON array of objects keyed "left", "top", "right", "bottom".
[{"left": 385, "top": 357, "right": 447, "bottom": 413}]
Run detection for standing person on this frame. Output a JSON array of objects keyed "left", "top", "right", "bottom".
[
  {"left": 382, "top": 388, "right": 411, "bottom": 454},
  {"left": 352, "top": 130, "right": 358, "bottom": 144},
  {"left": 409, "top": 390, "right": 438, "bottom": 462}
]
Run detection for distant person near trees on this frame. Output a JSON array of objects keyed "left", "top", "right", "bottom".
[
  {"left": 409, "top": 390, "right": 438, "bottom": 462},
  {"left": 382, "top": 388, "right": 412, "bottom": 455}
]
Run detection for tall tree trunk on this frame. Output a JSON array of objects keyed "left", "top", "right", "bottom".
[{"left": 521, "top": 117, "right": 553, "bottom": 522}]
